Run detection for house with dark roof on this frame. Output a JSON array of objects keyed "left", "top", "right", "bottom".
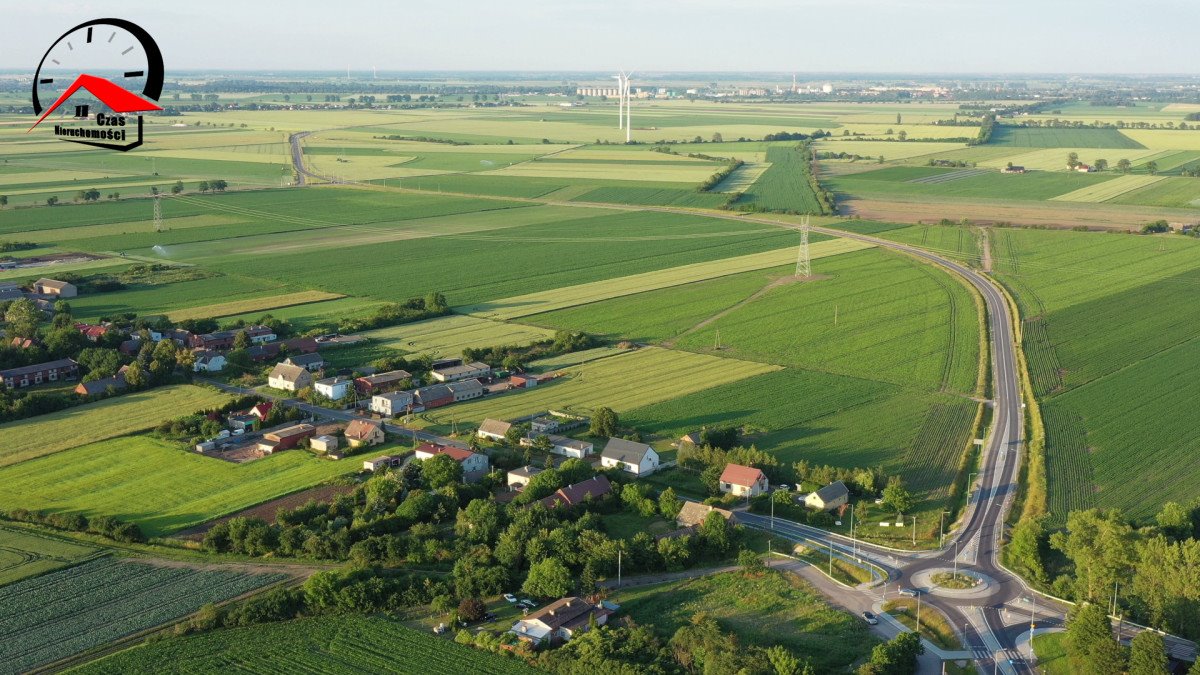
[
  {"left": 74, "top": 373, "right": 127, "bottom": 397},
  {"left": 354, "top": 369, "right": 410, "bottom": 395},
  {"left": 510, "top": 597, "right": 612, "bottom": 645},
  {"left": 599, "top": 438, "right": 659, "bottom": 476},
  {"left": 805, "top": 481, "right": 850, "bottom": 512},
  {"left": 719, "top": 463, "right": 769, "bottom": 498},
  {"left": 413, "top": 383, "right": 454, "bottom": 409},
  {"left": 540, "top": 475, "right": 612, "bottom": 509},
  {"left": 193, "top": 350, "right": 226, "bottom": 373},
  {"left": 258, "top": 424, "right": 316, "bottom": 453},
  {"left": 0, "top": 358, "right": 79, "bottom": 388},
  {"left": 283, "top": 352, "right": 326, "bottom": 372}
]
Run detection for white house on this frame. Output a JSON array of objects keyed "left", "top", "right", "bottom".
[
  {"left": 510, "top": 597, "right": 611, "bottom": 646},
  {"left": 477, "top": 418, "right": 512, "bottom": 442},
  {"left": 193, "top": 350, "right": 226, "bottom": 373},
  {"left": 599, "top": 438, "right": 659, "bottom": 476},
  {"left": 446, "top": 378, "right": 484, "bottom": 402},
  {"left": 370, "top": 390, "right": 414, "bottom": 417},
  {"left": 314, "top": 375, "right": 353, "bottom": 401},
  {"left": 268, "top": 363, "right": 312, "bottom": 392},
  {"left": 549, "top": 435, "right": 593, "bottom": 459},
  {"left": 805, "top": 481, "right": 850, "bottom": 512},
  {"left": 507, "top": 465, "right": 543, "bottom": 489},
  {"left": 719, "top": 463, "right": 769, "bottom": 498}
]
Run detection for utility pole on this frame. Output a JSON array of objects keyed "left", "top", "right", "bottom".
[
  {"left": 767, "top": 538, "right": 772, "bottom": 568},
  {"left": 911, "top": 516, "right": 917, "bottom": 546},
  {"left": 796, "top": 217, "right": 811, "bottom": 278},
  {"left": 850, "top": 505, "right": 857, "bottom": 560},
  {"left": 828, "top": 538, "right": 833, "bottom": 579},
  {"left": 617, "top": 546, "right": 622, "bottom": 588}
]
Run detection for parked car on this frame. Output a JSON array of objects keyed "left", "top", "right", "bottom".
[
  {"left": 899, "top": 588, "right": 920, "bottom": 597},
  {"left": 519, "top": 598, "right": 536, "bottom": 608},
  {"left": 503, "top": 593, "right": 517, "bottom": 603},
  {"left": 861, "top": 611, "right": 879, "bottom": 625}
]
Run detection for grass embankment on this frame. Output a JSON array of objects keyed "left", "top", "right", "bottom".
[
  {"left": 791, "top": 545, "right": 873, "bottom": 586},
  {"left": 1031, "top": 632, "right": 1072, "bottom": 675},
  {"left": 882, "top": 598, "right": 961, "bottom": 650}
]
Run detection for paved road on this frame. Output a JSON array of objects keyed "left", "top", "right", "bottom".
[
  {"left": 288, "top": 131, "right": 320, "bottom": 186},
  {"left": 276, "top": 146, "right": 1196, "bottom": 670}
]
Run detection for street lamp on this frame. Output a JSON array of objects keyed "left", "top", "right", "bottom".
[
  {"left": 968, "top": 472, "right": 978, "bottom": 499},
  {"left": 911, "top": 516, "right": 918, "bottom": 546},
  {"left": 940, "top": 510, "right": 951, "bottom": 548}
]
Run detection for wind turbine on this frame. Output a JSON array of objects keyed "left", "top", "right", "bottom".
[
  {"left": 613, "top": 71, "right": 626, "bottom": 130},
  {"left": 624, "top": 71, "right": 635, "bottom": 142}
]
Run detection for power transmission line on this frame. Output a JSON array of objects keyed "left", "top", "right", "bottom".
[{"left": 796, "top": 216, "right": 811, "bottom": 278}]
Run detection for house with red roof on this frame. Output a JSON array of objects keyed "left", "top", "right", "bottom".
[
  {"left": 414, "top": 443, "right": 489, "bottom": 475},
  {"left": 540, "top": 475, "right": 612, "bottom": 510},
  {"left": 719, "top": 463, "right": 769, "bottom": 498}
]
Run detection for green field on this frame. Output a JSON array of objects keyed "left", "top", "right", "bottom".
[
  {"left": 994, "top": 227, "right": 1200, "bottom": 523},
  {"left": 0, "top": 436, "right": 352, "bottom": 537},
  {"left": 987, "top": 126, "right": 1145, "bottom": 149},
  {"left": 830, "top": 168, "right": 1117, "bottom": 202},
  {"left": 615, "top": 569, "right": 876, "bottom": 673},
  {"left": 0, "top": 386, "right": 233, "bottom": 467},
  {"left": 360, "top": 314, "right": 557, "bottom": 357},
  {"left": 734, "top": 145, "right": 824, "bottom": 213},
  {"left": 1108, "top": 176, "right": 1200, "bottom": 208},
  {"left": 0, "top": 527, "right": 99, "bottom": 587},
  {"left": 74, "top": 614, "right": 539, "bottom": 675},
  {"left": 418, "top": 347, "right": 779, "bottom": 431},
  {"left": 0, "top": 557, "right": 285, "bottom": 673}
]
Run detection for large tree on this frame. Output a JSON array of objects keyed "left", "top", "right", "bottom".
[
  {"left": 421, "top": 453, "right": 462, "bottom": 489},
  {"left": 522, "top": 557, "right": 572, "bottom": 599},
  {"left": 1128, "top": 631, "right": 1169, "bottom": 675},
  {"left": 1050, "top": 509, "right": 1136, "bottom": 602},
  {"left": 882, "top": 476, "right": 915, "bottom": 516},
  {"left": 1066, "top": 604, "right": 1126, "bottom": 675},
  {"left": 3, "top": 298, "right": 40, "bottom": 340},
  {"left": 589, "top": 407, "right": 618, "bottom": 437}
]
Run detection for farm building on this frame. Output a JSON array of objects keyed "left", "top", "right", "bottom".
[
  {"left": 520, "top": 434, "right": 593, "bottom": 458},
  {"left": 314, "top": 376, "right": 353, "bottom": 401},
  {"left": 258, "top": 424, "right": 316, "bottom": 453},
  {"left": 430, "top": 361, "right": 491, "bottom": 383},
  {"left": 370, "top": 390, "right": 414, "bottom": 417},
  {"left": 282, "top": 337, "right": 320, "bottom": 354},
  {"left": 531, "top": 416, "right": 560, "bottom": 434},
  {"left": 310, "top": 435, "right": 339, "bottom": 453},
  {"left": 676, "top": 502, "right": 733, "bottom": 528},
  {"left": 354, "top": 369, "right": 411, "bottom": 395},
  {"left": 414, "top": 443, "right": 490, "bottom": 475},
  {"left": 719, "top": 464, "right": 769, "bottom": 498},
  {"left": 510, "top": 597, "right": 611, "bottom": 646},
  {"left": 283, "top": 353, "right": 326, "bottom": 372},
  {"left": 73, "top": 323, "right": 111, "bottom": 342},
  {"left": 540, "top": 475, "right": 613, "bottom": 509},
  {"left": 33, "top": 278, "right": 77, "bottom": 298},
  {"left": 446, "top": 378, "right": 484, "bottom": 402},
  {"left": 248, "top": 343, "right": 284, "bottom": 362},
  {"left": 0, "top": 358, "right": 80, "bottom": 388},
  {"left": 193, "top": 351, "right": 226, "bottom": 373},
  {"left": 268, "top": 363, "right": 312, "bottom": 392},
  {"left": 679, "top": 431, "right": 703, "bottom": 446},
  {"left": 227, "top": 414, "right": 259, "bottom": 432},
  {"left": 507, "top": 465, "right": 543, "bottom": 489},
  {"left": 510, "top": 373, "right": 539, "bottom": 389},
  {"left": 805, "top": 481, "right": 850, "bottom": 511},
  {"left": 413, "top": 383, "right": 454, "bottom": 409},
  {"left": 74, "top": 374, "right": 127, "bottom": 397},
  {"left": 363, "top": 455, "right": 404, "bottom": 472},
  {"left": 344, "top": 419, "right": 385, "bottom": 448},
  {"left": 1001, "top": 165, "right": 1027, "bottom": 174},
  {"left": 1075, "top": 164, "right": 1095, "bottom": 173},
  {"left": 600, "top": 438, "right": 659, "bottom": 476},
  {"left": 477, "top": 418, "right": 512, "bottom": 442},
  {"left": 190, "top": 325, "right": 276, "bottom": 350}
]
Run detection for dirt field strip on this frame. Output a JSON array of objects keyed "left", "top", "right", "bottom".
[{"left": 165, "top": 290, "right": 346, "bottom": 321}]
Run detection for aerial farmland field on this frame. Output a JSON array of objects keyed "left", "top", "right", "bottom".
[
  {"left": 0, "top": 527, "right": 99, "bottom": 587},
  {"left": 0, "top": 557, "right": 286, "bottom": 673},
  {"left": 0, "top": 386, "right": 232, "bottom": 467}
]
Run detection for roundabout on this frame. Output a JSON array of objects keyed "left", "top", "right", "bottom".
[{"left": 911, "top": 567, "right": 997, "bottom": 600}]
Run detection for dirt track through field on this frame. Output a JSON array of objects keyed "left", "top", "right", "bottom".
[{"left": 662, "top": 273, "right": 828, "bottom": 348}]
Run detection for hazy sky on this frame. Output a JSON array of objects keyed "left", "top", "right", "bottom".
[{"left": 2, "top": 0, "right": 1198, "bottom": 74}]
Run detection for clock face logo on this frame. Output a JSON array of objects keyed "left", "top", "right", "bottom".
[{"left": 28, "top": 18, "right": 164, "bottom": 152}]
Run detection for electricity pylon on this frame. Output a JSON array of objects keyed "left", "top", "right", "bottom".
[
  {"left": 153, "top": 194, "right": 163, "bottom": 232},
  {"left": 796, "top": 216, "right": 811, "bottom": 278}
]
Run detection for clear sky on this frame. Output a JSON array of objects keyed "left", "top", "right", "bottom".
[{"left": 2, "top": 0, "right": 1198, "bottom": 74}]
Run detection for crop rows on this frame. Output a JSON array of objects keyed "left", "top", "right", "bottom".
[
  {"left": 735, "top": 146, "right": 823, "bottom": 213},
  {"left": 901, "top": 400, "right": 979, "bottom": 498},
  {"left": 907, "top": 168, "right": 990, "bottom": 184},
  {"left": 74, "top": 614, "right": 539, "bottom": 674},
  {"left": 1048, "top": 174, "right": 1166, "bottom": 202},
  {"left": 1041, "top": 404, "right": 1096, "bottom": 527},
  {"left": 0, "top": 558, "right": 284, "bottom": 673},
  {"left": 1021, "top": 318, "right": 1065, "bottom": 397}
]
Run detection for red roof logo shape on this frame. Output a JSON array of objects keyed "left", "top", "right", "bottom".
[{"left": 28, "top": 73, "right": 161, "bottom": 132}]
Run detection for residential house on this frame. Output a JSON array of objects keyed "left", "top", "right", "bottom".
[
  {"left": 446, "top": 378, "right": 484, "bottom": 402},
  {"left": 507, "top": 465, "right": 543, "bottom": 489},
  {"left": 599, "top": 438, "right": 659, "bottom": 476},
  {"left": 283, "top": 352, "right": 326, "bottom": 372},
  {"left": 74, "top": 373, "right": 127, "bottom": 397},
  {"left": 430, "top": 361, "right": 491, "bottom": 383},
  {"left": 476, "top": 418, "right": 512, "bottom": 442},
  {"left": 531, "top": 416, "right": 559, "bottom": 434},
  {"left": 281, "top": 336, "right": 319, "bottom": 354},
  {"left": 413, "top": 383, "right": 454, "bottom": 409},
  {"left": 247, "top": 343, "right": 282, "bottom": 362},
  {"left": 344, "top": 419, "right": 385, "bottom": 448},
  {"left": 363, "top": 455, "right": 405, "bottom": 472},
  {"left": 804, "top": 481, "right": 850, "bottom": 512},
  {"left": 9, "top": 337, "right": 36, "bottom": 350},
  {"left": 314, "top": 375, "right": 354, "bottom": 401},
  {"left": 548, "top": 435, "right": 592, "bottom": 459},
  {"left": 73, "top": 323, "right": 110, "bottom": 342},
  {"left": 510, "top": 597, "right": 611, "bottom": 645},
  {"left": 193, "top": 350, "right": 226, "bottom": 373},
  {"left": 370, "top": 390, "right": 414, "bottom": 417},
  {"left": 118, "top": 338, "right": 143, "bottom": 356},
  {"left": 414, "top": 443, "right": 490, "bottom": 475},
  {"left": 268, "top": 363, "right": 313, "bottom": 392},
  {"left": 190, "top": 325, "right": 276, "bottom": 351},
  {"left": 248, "top": 402, "right": 273, "bottom": 421},
  {"left": 33, "top": 278, "right": 77, "bottom": 298},
  {"left": 510, "top": 373, "right": 539, "bottom": 389},
  {"left": 0, "top": 358, "right": 80, "bottom": 388},
  {"left": 1075, "top": 164, "right": 1095, "bottom": 173},
  {"left": 257, "top": 424, "right": 316, "bottom": 453},
  {"left": 675, "top": 501, "right": 733, "bottom": 529},
  {"left": 310, "top": 435, "right": 339, "bottom": 453},
  {"left": 227, "top": 414, "right": 259, "bottom": 432},
  {"left": 540, "top": 475, "right": 613, "bottom": 509},
  {"left": 719, "top": 464, "right": 769, "bottom": 498},
  {"left": 354, "top": 369, "right": 411, "bottom": 396}
]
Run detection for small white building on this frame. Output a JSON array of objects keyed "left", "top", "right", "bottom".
[
  {"left": 477, "top": 419, "right": 512, "bottom": 442},
  {"left": 193, "top": 351, "right": 226, "bottom": 373},
  {"left": 599, "top": 438, "right": 659, "bottom": 476},
  {"left": 549, "top": 435, "right": 593, "bottom": 459},
  {"left": 507, "top": 465, "right": 543, "bottom": 489},
  {"left": 310, "top": 435, "right": 339, "bottom": 453},
  {"left": 314, "top": 375, "right": 353, "bottom": 401},
  {"left": 371, "top": 390, "right": 414, "bottom": 417}
]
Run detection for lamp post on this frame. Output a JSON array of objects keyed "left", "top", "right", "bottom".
[
  {"left": 968, "top": 472, "right": 978, "bottom": 498},
  {"left": 940, "top": 510, "right": 951, "bottom": 548},
  {"left": 850, "top": 503, "right": 858, "bottom": 561},
  {"left": 911, "top": 516, "right": 917, "bottom": 546}
]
